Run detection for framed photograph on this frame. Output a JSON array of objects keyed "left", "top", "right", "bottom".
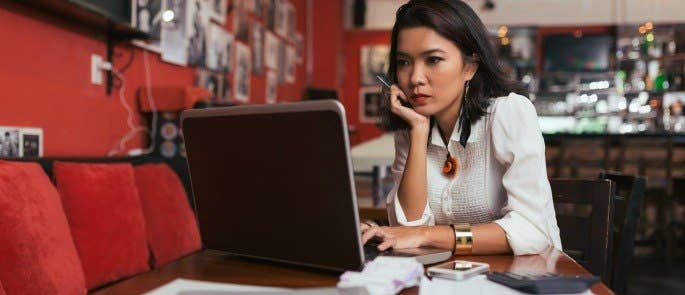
[
  {"left": 233, "top": 3, "right": 249, "bottom": 42},
  {"left": 264, "top": 31, "right": 279, "bottom": 69},
  {"left": 222, "top": 31, "right": 235, "bottom": 73},
  {"left": 251, "top": 22, "right": 264, "bottom": 75},
  {"left": 266, "top": 70, "right": 278, "bottom": 104},
  {"left": 196, "top": 69, "right": 221, "bottom": 102},
  {"left": 209, "top": 0, "right": 227, "bottom": 24},
  {"left": 265, "top": 0, "right": 275, "bottom": 30},
  {"left": 285, "top": 45, "right": 295, "bottom": 83},
  {"left": 247, "top": 0, "right": 263, "bottom": 18},
  {"left": 0, "top": 126, "right": 42, "bottom": 157},
  {"left": 277, "top": 40, "right": 286, "bottom": 84},
  {"left": 205, "top": 24, "right": 233, "bottom": 72},
  {"left": 295, "top": 32, "right": 303, "bottom": 63},
  {"left": 132, "top": 0, "right": 164, "bottom": 52},
  {"left": 285, "top": 1, "right": 295, "bottom": 40},
  {"left": 187, "top": 0, "right": 211, "bottom": 67},
  {"left": 360, "top": 45, "right": 390, "bottom": 86},
  {"left": 274, "top": 0, "right": 287, "bottom": 37},
  {"left": 234, "top": 42, "right": 252, "bottom": 103},
  {"left": 218, "top": 74, "right": 232, "bottom": 103},
  {"left": 20, "top": 128, "right": 43, "bottom": 157},
  {"left": 0, "top": 127, "right": 20, "bottom": 157},
  {"left": 359, "top": 86, "right": 384, "bottom": 123},
  {"left": 161, "top": 0, "right": 189, "bottom": 65}
]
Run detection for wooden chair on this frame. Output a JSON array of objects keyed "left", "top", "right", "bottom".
[
  {"left": 669, "top": 178, "right": 685, "bottom": 257},
  {"left": 599, "top": 172, "right": 646, "bottom": 295},
  {"left": 550, "top": 179, "right": 615, "bottom": 285}
]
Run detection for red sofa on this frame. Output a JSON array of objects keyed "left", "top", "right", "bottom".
[{"left": 0, "top": 156, "right": 201, "bottom": 294}]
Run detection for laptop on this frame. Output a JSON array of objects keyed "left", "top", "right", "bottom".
[{"left": 181, "top": 100, "right": 451, "bottom": 272}]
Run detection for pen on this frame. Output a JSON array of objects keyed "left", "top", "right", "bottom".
[{"left": 375, "top": 74, "right": 392, "bottom": 89}]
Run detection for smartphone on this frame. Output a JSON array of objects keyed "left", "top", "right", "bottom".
[{"left": 427, "top": 260, "right": 490, "bottom": 281}]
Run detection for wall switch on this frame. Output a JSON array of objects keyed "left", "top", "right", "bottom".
[{"left": 91, "top": 54, "right": 103, "bottom": 85}]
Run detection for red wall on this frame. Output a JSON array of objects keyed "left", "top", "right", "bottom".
[
  {"left": 342, "top": 30, "right": 390, "bottom": 145},
  {"left": 310, "top": 0, "right": 343, "bottom": 89},
  {"left": 0, "top": 1, "right": 307, "bottom": 157}
]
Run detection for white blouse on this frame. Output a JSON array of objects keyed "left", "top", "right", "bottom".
[{"left": 386, "top": 92, "right": 562, "bottom": 255}]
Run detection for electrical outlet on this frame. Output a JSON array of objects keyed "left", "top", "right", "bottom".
[{"left": 91, "top": 54, "right": 103, "bottom": 85}]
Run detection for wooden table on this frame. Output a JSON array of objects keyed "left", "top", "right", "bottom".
[{"left": 93, "top": 248, "right": 613, "bottom": 294}]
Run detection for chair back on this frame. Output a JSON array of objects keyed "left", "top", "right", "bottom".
[
  {"left": 551, "top": 179, "right": 614, "bottom": 285},
  {"left": 599, "top": 172, "right": 646, "bottom": 295}
]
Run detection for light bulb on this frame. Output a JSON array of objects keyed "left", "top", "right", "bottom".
[{"left": 162, "top": 10, "right": 175, "bottom": 22}]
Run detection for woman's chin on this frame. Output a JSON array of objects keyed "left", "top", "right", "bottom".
[{"left": 411, "top": 104, "right": 435, "bottom": 116}]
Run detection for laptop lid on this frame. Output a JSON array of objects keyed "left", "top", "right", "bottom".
[{"left": 181, "top": 100, "right": 365, "bottom": 271}]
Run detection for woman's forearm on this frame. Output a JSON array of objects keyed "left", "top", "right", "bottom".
[
  {"left": 422, "top": 223, "right": 512, "bottom": 254},
  {"left": 397, "top": 128, "right": 429, "bottom": 221}
]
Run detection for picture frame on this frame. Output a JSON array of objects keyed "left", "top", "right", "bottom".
[
  {"left": 265, "top": 31, "right": 279, "bottom": 69},
  {"left": 360, "top": 45, "right": 390, "bottom": 86},
  {"left": 209, "top": 0, "right": 227, "bottom": 24},
  {"left": 359, "top": 86, "right": 384, "bottom": 123},
  {"left": 234, "top": 42, "right": 252, "bottom": 102},
  {"left": 0, "top": 126, "right": 43, "bottom": 158},
  {"left": 266, "top": 70, "right": 278, "bottom": 104},
  {"left": 251, "top": 22, "right": 265, "bottom": 75},
  {"left": 131, "top": 0, "right": 165, "bottom": 52}
]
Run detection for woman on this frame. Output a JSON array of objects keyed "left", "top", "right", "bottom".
[{"left": 360, "top": 0, "right": 562, "bottom": 256}]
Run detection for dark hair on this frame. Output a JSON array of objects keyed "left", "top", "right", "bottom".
[{"left": 380, "top": 0, "right": 525, "bottom": 131}]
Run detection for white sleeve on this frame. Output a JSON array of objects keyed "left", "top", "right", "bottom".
[
  {"left": 386, "top": 131, "right": 434, "bottom": 226},
  {"left": 491, "top": 93, "right": 563, "bottom": 255}
]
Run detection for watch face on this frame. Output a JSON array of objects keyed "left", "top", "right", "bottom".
[{"left": 161, "top": 122, "right": 179, "bottom": 140}]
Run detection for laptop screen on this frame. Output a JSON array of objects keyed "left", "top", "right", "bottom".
[{"left": 182, "top": 102, "right": 364, "bottom": 271}]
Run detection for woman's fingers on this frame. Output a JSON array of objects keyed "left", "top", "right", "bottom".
[
  {"left": 361, "top": 227, "right": 379, "bottom": 244},
  {"left": 361, "top": 227, "right": 391, "bottom": 244},
  {"left": 377, "top": 238, "right": 395, "bottom": 251},
  {"left": 390, "top": 85, "right": 408, "bottom": 102},
  {"left": 360, "top": 223, "right": 370, "bottom": 232},
  {"left": 388, "top": 85, "right": 409, "bottom": 115}
]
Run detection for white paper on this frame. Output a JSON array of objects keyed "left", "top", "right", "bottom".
[
  {"left": 145, "top": 278, "right": 287, "bottom": 294},
  {"left": 418, "top": 275, "right": 593, "bottom": 295},
  {"left": 338, "top": 257, "right": 422, "bottom": 295}
]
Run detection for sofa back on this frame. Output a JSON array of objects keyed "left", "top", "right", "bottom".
[{"left": 1, "top": 155, "right": 194, "bottom": 209}]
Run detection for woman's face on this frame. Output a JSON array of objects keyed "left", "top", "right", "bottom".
[{"left": 395, "top": 27, "right": 477, "bottom": 117}]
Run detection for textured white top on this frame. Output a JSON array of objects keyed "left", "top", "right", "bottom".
[{"left": 386, "top": 92, "right": 563, "bottom": 255}]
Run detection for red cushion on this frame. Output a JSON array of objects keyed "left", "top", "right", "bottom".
[
  {"left": 0, "top": 161, "right": 86, "bottom": 295},
  {"left": 0, "top": 281, "right": 5, "bottom": 295},
  {"left": 134, "top": 163, "right": 201, "bottom": 267},
  {"left": 54, "top": 162, "right": 149, "bottom": 289}
]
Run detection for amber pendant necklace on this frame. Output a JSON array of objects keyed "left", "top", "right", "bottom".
[{"left": 436, "top": 123, "right": 458, "bottom": 177}]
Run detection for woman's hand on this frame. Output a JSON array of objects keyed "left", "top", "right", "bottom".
[
  {"left": 361, "top": 225, "right": 428, "bottom": 251},
  {"left": 388, "top": 85, "right": 429, "bottom": 130}
]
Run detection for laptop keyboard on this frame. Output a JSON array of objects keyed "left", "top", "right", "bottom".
[{"left": 363, "top": 244, "right": 415, "bottom": 261}]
